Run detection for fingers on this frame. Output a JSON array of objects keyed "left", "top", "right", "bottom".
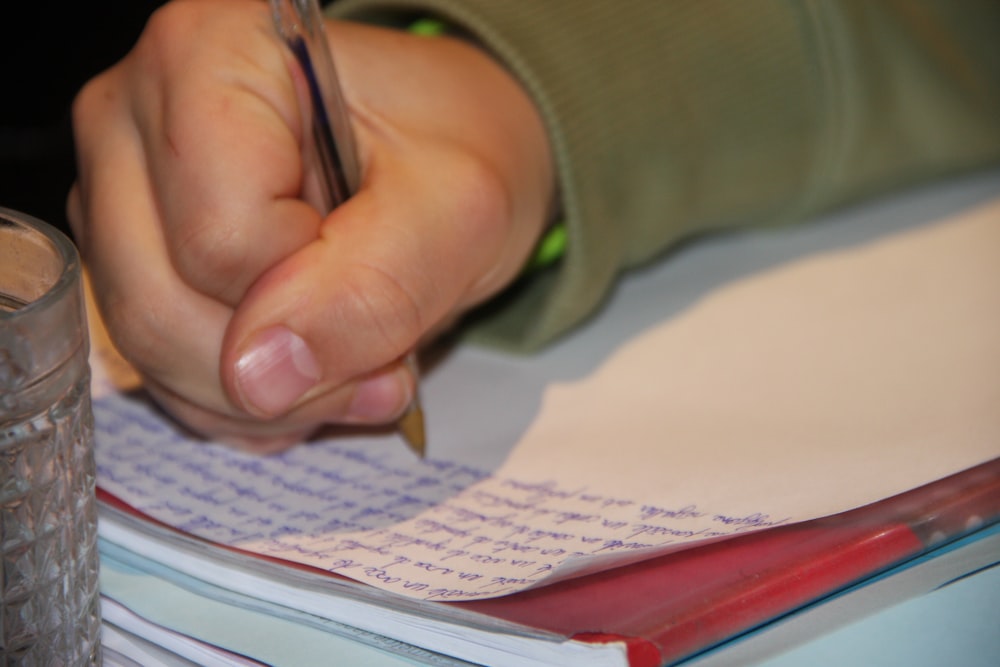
[
  {"left": 69, "top": 0, "right": 322, "bottom": 421},
  {"left": 69, "top": 54, "right": 419, "bottom": 439},
  {"left": 70, "top": 62, "right": 234, "bottom": 415},
  {"left": 142, "top": 359, "right": 414, "bottom": 453},
  {"left": 126, "top": 0, "right": 321, "bottom": 306}
]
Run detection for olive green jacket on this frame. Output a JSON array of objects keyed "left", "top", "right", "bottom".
[{"left": 329, "top": 0, "right": 1000, "bottom": 351}]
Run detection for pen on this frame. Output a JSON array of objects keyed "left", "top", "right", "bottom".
[{"left": 268, "top": 0, "right": 426, "bottom": 456}]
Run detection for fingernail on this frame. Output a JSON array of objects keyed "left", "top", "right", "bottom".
[
  {"left": 235, "top": 326, "right": 320, "bottom": 416},
  {"left": 347, "top": 367, "right": 412, "bottom": 422}
]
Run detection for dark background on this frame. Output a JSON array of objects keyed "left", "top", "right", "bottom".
[{"left": 1, "top": 2, "right": 167, "bottom": 238}]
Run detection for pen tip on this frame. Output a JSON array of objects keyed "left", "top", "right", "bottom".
[{"left": 398, "top": 403, "right": 426, "bottom": 458}]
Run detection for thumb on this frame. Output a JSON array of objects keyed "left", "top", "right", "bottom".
[{"left": 219, "top": 181, "right": 475, "bottom": 423}]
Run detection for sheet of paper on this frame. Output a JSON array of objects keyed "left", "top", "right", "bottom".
[
  {"left": 100, "top": 549, "right": 432, "bottom": 667},
  {"left": 92, "top": 197, "right": 1000, "bottom": 601},
  {"left": 500, "top": 198, "right": 1000, "bottom": 516}
]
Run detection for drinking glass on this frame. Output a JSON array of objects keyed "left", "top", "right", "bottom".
[{"left": 1, "top": 207, "right": 101, "bottom": 664}]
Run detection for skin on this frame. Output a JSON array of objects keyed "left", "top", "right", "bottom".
[{"left": 69, "top": 0, "right": 555, "bottom": 452}]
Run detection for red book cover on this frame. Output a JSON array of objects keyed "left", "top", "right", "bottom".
[
  {"left": 456, "top": 458, "right": 1000, "bottom": 664},
  {"left": 99, "top": 458, "right": 1000, "bottom": 666}
]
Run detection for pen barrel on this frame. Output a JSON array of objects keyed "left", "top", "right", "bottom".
[{"left": 269, "top": 0, "right": 361, "bottom": 210}]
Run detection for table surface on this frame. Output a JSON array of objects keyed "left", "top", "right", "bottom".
[{"left": 748, "top": 562, "right": 1000, "bottom": 667}]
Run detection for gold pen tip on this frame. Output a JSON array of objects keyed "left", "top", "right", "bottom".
[{"left": 398, "top": 405, "right": 426, "bottom": 458}]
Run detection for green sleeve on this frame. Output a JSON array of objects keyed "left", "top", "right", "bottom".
[{"left": 327, "top": 0, "right": 1000, "bottom": 351}]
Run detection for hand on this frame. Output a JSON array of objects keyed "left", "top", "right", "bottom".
[{"left": 69, "top": 0, "right": 555, "bottom": 451}]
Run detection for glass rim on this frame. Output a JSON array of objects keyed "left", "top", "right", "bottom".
[{"left": 0, "top": 206, "right": 81, "bottom": 321}]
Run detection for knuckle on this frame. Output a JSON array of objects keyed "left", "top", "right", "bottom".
[
  {"left": 139, "top": 1, "right": 196, "bottom": 53},
  {"left": 70, "top": 76, "right": 102, "bottom": 128},
  {"left": 128, "top": 1, "right": 215, "bottom": 87},
  {"left": 171, "top": 213, "right": 249, "bottom": 301},
  {"left": 71, "top": 69, "right": 126, "bottom": 144}
]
